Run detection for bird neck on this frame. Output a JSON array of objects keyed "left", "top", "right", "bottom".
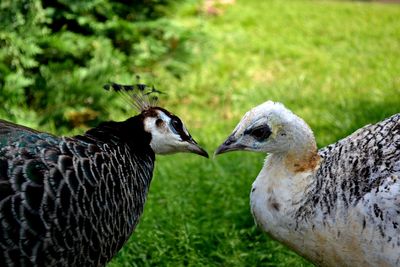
[
  {"left": 262, "top": 147, "right": 319, "bottom": 199},
  {"left": 255, "top": 120, "right": 320, "bottom": 213},
  {"left": 82, "top": 115, "right": 153, "bottom": 156},
  {"left": 251, "top": 140, "right": 320, "bottom": 248},
  {"left": 283, "top": 143, "right": 320, "bottom": 174},
  {"left": 281, "top": 116, "right": 320, "bottom": 173}
]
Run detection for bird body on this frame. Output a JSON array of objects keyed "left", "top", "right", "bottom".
[
  {"left": 0, "top": 117, "right": 154, "bottom": 266},
  {"left": 216, "top": 101, "right": 400, "bottom": 267},
  {"left": 0, "top": 85, "right": 208, "bottom": 266}
]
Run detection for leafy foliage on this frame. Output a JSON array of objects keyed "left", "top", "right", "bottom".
[{"left": 0, "top": 0, "right": 199, "bottom": 131}]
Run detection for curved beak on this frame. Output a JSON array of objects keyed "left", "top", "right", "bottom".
[
  {"left": 187, "top": 138, "right": 209, "bottom": 158},
  {"left": 215, "top": 133, "right": 242, "bottom": 156}
]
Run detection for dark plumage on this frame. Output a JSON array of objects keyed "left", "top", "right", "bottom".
[
  {"left": 0, "top": 114, "right": 153, "bottom": 266},
  {"left": 0, "top": 91, "right": 207, "bottom": 266}
]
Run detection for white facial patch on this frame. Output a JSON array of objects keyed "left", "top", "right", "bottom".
[
  {"left": 228, "top": 101, "right": 301, "bottom": 153},
  {"left": 143, "top": 110, "right": 191, "bottom": 154}
]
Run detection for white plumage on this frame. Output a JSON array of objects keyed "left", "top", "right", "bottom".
[{"left": 216, "top": 101, "right": 400, "bottom": 267}]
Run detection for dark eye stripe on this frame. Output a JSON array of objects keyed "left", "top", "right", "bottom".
[
  {"left": 151, "top": 107, "right": 192, "bottom": 141},
  {"left": 170, "top": 116, "right": 191, "bottom": 141},
  {"left": 245, "top": 125, "right": 272, "bottom": 141},
  {"left": 171, "top": 117, "right": 182, "bottom": 129}
]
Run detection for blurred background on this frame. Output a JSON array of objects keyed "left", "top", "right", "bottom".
[{"left": 0, "top": 0, "right": 399, "bottom": 266}]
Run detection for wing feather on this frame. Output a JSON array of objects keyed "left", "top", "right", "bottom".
[{"left": 298, "top": 114, "right": 400, "bottom": 220}]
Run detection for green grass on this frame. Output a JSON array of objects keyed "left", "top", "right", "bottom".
[
  {"left": 106, "top": 0, "right": 400, "bottom": 266},
  {"left": 109, "top": 0, "right": 400, "bottom": 267}
]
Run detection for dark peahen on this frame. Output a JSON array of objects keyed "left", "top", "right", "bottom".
[{"left": 0, "top": 83, "right": 208, "bottom": 267}]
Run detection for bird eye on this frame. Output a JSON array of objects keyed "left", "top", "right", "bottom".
[
  {"left": 250, "top": 126, "right": 271, "bottom": 140},
  {"left": 169, "top": 117, "right": 190, "bottom": 141},
  {"left": 171, "top": 118, "right": 181, "bottom": 130}
]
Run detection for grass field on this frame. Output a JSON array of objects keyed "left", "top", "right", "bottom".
[{"left": 105, "top": 0, "right": 400, "bottom": 266}]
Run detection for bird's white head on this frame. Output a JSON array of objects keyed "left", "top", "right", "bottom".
[
  {"left": 215, "top": 101, "right": 315, "bottom": 155},
  {"left": 143, "top": 107, "right": 208, "bottom": 157}
]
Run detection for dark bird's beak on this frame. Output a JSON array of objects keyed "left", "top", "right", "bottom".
[
  {"left": 187, "top": 138, "right": 209, "bottom": 158},
  {"left": 215, "top": 134, "right": 241, "bottom": 156}
]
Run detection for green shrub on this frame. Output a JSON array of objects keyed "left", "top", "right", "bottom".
[{"left": 0, "top": 0, "right": 200, "bottom": 131}]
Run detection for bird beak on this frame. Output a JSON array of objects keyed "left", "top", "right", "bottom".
[
  {"left": 187, "top": 138, "right": 209, "bottom": 158},
  {"left": 215, "top": 133, "right": 242, "bottom": 156}
]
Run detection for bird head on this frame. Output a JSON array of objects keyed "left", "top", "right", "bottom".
[
  {"left": 104, "top": 82, "right": 208, "bottom": 158},
  {"left": 215, "top": 101, "right": 312, "bottom": 155},
  {"left": 141, "top": 107, "right": 208, "bottom": 157}
]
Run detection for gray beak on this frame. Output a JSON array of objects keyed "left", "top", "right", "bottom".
[
  {"left": 187, "top": 138, "right": 209, "bottom": 158},
  {"left": 215, "top": 134, "right": 242, "bottom": 156}
]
